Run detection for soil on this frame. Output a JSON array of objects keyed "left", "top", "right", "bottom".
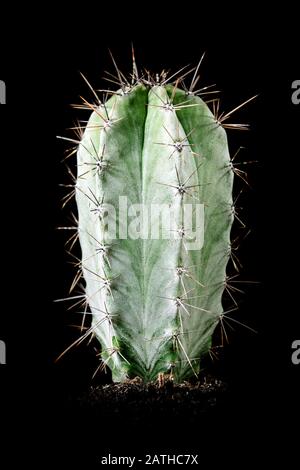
[
  {"left": 71, "top": 376, "right": 227, "bottom": 425},
  {"left": 48, "top": 375, "right": 230, "bottom": 464},
  {"left": 45, "top": 377, "right": 248, "bottom": 465}
]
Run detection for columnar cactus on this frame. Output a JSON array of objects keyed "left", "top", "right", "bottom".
[{"left": 58, "top": 52, "right": 255, "bottom": 382}]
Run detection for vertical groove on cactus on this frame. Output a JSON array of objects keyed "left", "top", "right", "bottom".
[{"left": 57, "top": 52, "right": 256, "bottom": 383}]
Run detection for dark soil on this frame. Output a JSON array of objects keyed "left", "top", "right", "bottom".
[
  {"left": 49, "top": 376, "right": 230, "bottom": 464},
  {"left": 71, "top": 376, "right": 227, "bottom": 425}
]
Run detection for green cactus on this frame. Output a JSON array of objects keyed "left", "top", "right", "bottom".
[{"left": 58, "top": 52, "right": 255, "bottom": 383}]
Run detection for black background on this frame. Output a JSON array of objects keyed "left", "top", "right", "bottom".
[{"left": 0, "top": 7, "right": 299, "bottom": 468}]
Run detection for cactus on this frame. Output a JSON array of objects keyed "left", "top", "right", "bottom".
[{"left": 58, "top": 51, "right": 255, "bottom": 383}]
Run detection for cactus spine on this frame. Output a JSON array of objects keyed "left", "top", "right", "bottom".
[{"left": 59, "top": 53, "right": 255, "bottom": 383}]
